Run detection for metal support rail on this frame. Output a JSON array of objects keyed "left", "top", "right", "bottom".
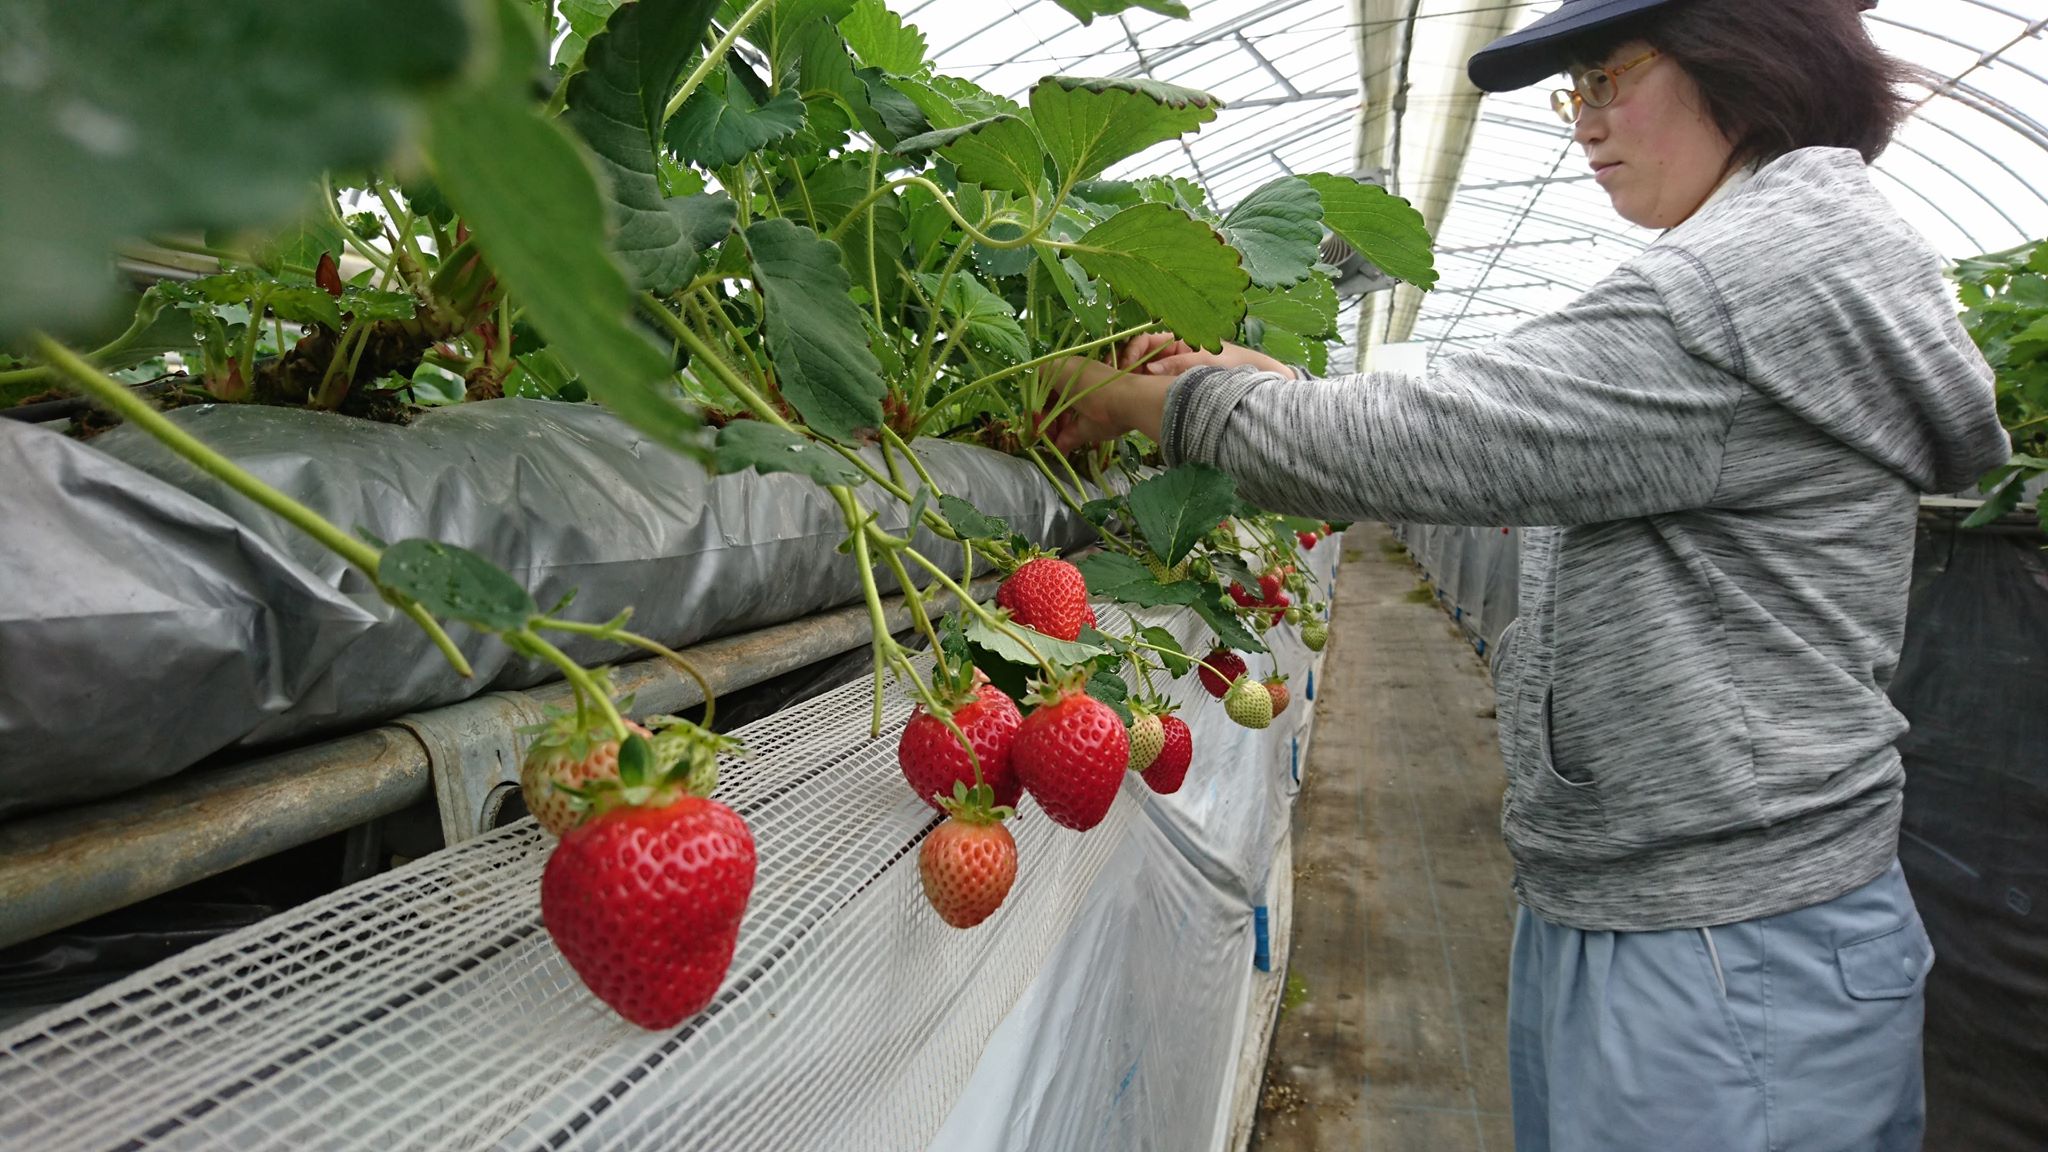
[{"left": 0, "top": 575, "right": 1000, "bottom": 951}]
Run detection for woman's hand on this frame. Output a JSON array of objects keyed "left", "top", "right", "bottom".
[
  {"left": 1039, "top": 355, "right": 1172, "bottom": 454},
  {"left": 1119, "top": 333, "right": 1296, "bottom": 378}
]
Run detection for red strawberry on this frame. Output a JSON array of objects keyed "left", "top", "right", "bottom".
[
  {"left": 539, "top": 720, "right": 754, "bottom": 1030},
  {"left": 1082, "top": 603, "right": 1098, "bottom": 630},
  {"left": 1229, "top": 582, "right": 1260, "bottom": 608},
  {"left": 1198, "top": 649, "right": 1248, "bottom": 698},
  {"left": 899, "top": 681, "right": 1023, "bottom": 811},
  {"left": 1297, "top": 530, "right": 1318, "bottom": 550},
  {"left": 521, "top": 709, "right": 652, "bottom": 837},
  {"left": 1258, "top": 570, "right": 1285, "bottom": 601},
  {"left": 1014, "top": 674, "right": 1129, "bottom": 831},
  {"left": 1267, "top": 591, "right": 1292, "bottom": 626},
  {"left": 918, "top": 782, "right": 1018, "bottom": 928},
  {"left": 1143, "top": 713, "right": 1194, "bottom": 795},
  {"left": 543, "top": 795, "right": 754, "bottom": 1029},
  {"left": 1264, "top": 676, "right": 1291, "bottom": 717},
  {"left": 997, "top": 556, "right": 1090, "bottom": 642}
]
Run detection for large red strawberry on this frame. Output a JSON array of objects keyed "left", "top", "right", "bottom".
[
  {"left": 1258, "top": 569, "right": 1285, "bottom": 601},
  {"left": 1014, "top": 673, "right": 1129, "bottom": 831},
  {"left": 1297, "top": 530, "right": 1319, "bottom": 550},
  {"left": 997, "top": 556, "right": 1090, "bottom": 641},
  {"left": 919, "top": 782, "right": 1018, "bottom": 928},
  {"left": 1143, "top": 713, "right": 1194, "bottom": 795},
  {"left": 1198, "top": 649, "right": 1248, "bottom": 698},
  {"left": 540, "top": 720, "right": 754, "bottom": 1030},
  {"left": 1266, "top": 591, "right": 1292, "bottom": 626},
  {"left": 899, "top": 679, "right": 1023, "bottom": 811},
  {"left": 521, "top": 700, "right": 652, "bottom": 836},
  {"left": 1229, "top": 582, "right": 1260, "bottom": 608}
]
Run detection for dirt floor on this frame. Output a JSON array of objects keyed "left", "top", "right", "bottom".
[{"left": 1250, "top": 524, "right": 1518, "bottom": 1151}]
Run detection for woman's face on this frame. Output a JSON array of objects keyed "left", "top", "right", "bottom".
[{"left": 1570, "top": 40, "right": 1737, "bottom": 228}]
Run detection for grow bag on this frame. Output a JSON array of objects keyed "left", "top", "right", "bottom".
[{"left": 0, "top": 401, "right": 1092, "bottom": 818}]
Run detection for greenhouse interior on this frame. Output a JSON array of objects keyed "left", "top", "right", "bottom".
[{"left": 1, "top": 0, "right": 2043, "bottom": 1148}]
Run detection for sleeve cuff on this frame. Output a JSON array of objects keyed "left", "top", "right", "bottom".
[{"left": 1161, "top": 365, "right": 1271, "bottom": 467}]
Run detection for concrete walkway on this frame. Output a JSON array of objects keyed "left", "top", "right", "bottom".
[{"left": 1252, "top": 525, "right": 1518, "bottom": 1151}]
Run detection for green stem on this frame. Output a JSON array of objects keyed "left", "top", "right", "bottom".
[
  {"left": 881, "top": 546, "right": 947, "bottom": 679},
  {"left": 880, "top": 426, "right": 941, "bottom": 494},
  {"left": 395, "top": 599, "right": 477, "bottom": 679},
  {"left": 925, "top": 322, "right": 1159, "bottom": 429},
  {"left": 826, "top": 176, "right": 1045, "bottom": 249},
  {"left": 662, "top": 0, "right": 775, "bottom": 125},
  {"left": 537, "top": 618, "right": 719, "bottom": 730},
  {"left": 898, "top": 544, "right": 1056, "bottom": 679},
  {"left": 322, "top": 176, "right": 394, "bottom": 276},
  {"left": 839, "top": 493, "right": 898, "bottom": 736},
  {"left": 517, "top": 630, "right": 629, "bottom": 742}
]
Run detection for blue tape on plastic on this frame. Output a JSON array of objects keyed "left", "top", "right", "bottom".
[
  {"left": 1306, "top": 667, "right": 1315, "bottom": 700},
  {"left": 1290, "top": 736, "right": 1300, "bottom": 785},
  {"left": 1254, "top": 905, "right": 1271, "bottom": 971},
  {"left": 1454, "top": 606, "right": 1462, "bottom": 621}
]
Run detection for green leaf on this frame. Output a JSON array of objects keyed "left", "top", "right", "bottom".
[
  {"left": 1961, "top": 474, "right": 2026, "bottom": 528},
  {"left": 1077, "top": 552, "right": 1204, "bottom": 608},
  {"left": 634, "top": 0, "right": 722, "bottom": 148},
  {"left": 839, "top": 0, "right": 927, "bottom": 73},
  {"left": 940, "top": 495, "right": 1012, "bottom": 540},
  {"left": 95, "top": 287, "right": 204, "bottom": 368},
  {"left": 1048, "top": 0, "right": 1191, "bottom": 26},
  {"left": 1222, "top": 177, "right": 1323, "bottom": 289},
  {"left": 714, "top": 420, "right": 870, "bottom": 486},
  {"left": 380, "top": 539, "right": 539, "bottom": 631},
  {"left": 1303, "top": 174, "right": 1437, "bottom": 291},
  {"left": 1136, "top": 626, "right": 1191, "bottom": 676},
  {"left": 967, "top": 612, "right": 1109, "bottom": 669},
  {"left": 564, "top": 0, "right": 726, "bottom": 294},
  {"left": 665, "top": 70, "right": 809, "bottom": 168},
  {"left": 744, "top": 218, "right": 888, "bottom": 441},
  {"left": 1128, "top": 464, "right": 1236, "bottom": 566},
  {"left": 0, "top": 0, "right": 470, "bottom": 339},
  {"left": 1190, "top": 583, "right": 1267, "bottom": 654},
  {"left": 427, "top": 8, "right": 705, "bottom": 461},
  {"left": 1029, "top": 76, "right": 1219, "bottom": 188},
  {"left": 265, "top": 287, "right": 346, "bottom": 332},
  {"left": 1067, "top": 203, "right": 1249, "bottom": 351},
  {"left": 1086, "top": 669, "right": 1132, "bottom": 725},
  {"left": 751, "top": 0, "right": 858, "bottom": 75},
  {"left": 1248, "top": 274, "right": 1339, "bottom": 340},
  {"left": 916, "top": 273, "right": 1029, "bottom": 363},
  {"left": 895, "top": 115, "right": 1044, "bottom": 197}
]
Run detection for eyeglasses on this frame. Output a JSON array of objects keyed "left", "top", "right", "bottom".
[{"left": 1550, "top": 49, "right": 1661, "bottom": 124}]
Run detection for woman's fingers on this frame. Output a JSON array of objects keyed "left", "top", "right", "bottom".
[{"left": 1116, "top": 332, "right": 1181, "bottom": 371}]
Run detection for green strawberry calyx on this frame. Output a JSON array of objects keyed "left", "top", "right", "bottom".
[
  {"left": 566, "top": 715, "right": 743, "bottom": 817},
  {"left": 936, "top": 779, "right": 1014, "bottom": 825}
]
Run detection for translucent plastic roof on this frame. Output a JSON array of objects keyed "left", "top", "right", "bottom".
[{"left": 915, "top": 0, "right": 2048, "bottom": 369}]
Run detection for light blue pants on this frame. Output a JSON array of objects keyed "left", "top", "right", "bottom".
[{"left": 1509, "top": 860, "right": 1933, "bottom": 1152}]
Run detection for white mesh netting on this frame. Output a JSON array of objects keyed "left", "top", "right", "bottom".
[{"left": 0, "top": 584, "right": 1309, "bottom": 1151}]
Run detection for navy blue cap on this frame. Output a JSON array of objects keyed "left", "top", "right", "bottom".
[
  {"left": 1467, "top": 0, "right": 1688, "bottom": 93},
  {"left": 1468, "top": 0, "right": 1882, "bottom": 93}
]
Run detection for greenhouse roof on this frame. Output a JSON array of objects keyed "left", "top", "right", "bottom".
[{"left": 912, "top": 0, "right": 2048, "bottom": 370}]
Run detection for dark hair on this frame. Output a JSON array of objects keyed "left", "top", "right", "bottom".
[{"left": 1567, "top": 0, "right": 1926, "bottom": 166}]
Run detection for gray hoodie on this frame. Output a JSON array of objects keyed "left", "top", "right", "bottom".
[{"left": 1163, "top": 147, "right": 2011, "bottom": 930}]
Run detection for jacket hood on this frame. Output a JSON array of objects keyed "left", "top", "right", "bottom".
[{"left": 1650, "top": 147, "right": 2009, "bottom": 494}]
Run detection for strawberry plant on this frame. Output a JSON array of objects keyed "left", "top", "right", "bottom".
[
  {"left": 6, "top": 0, "right": 1429, "bottom": 1024},
  {"left": 1954, "top": 240, "right": 2048, "bottom": 532}
]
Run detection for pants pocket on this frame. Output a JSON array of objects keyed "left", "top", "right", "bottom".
[{"left": 1838, "top": 920, "right": 1935, "bottom": 1001}]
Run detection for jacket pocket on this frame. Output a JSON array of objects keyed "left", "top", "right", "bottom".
[{"left": 1838, "top": 921, "right": 1935, "bottom": 1000}]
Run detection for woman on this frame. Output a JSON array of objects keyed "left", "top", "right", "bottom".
[{"left": 1047, "top": 1, "right": 2011, "bottom": 1148}]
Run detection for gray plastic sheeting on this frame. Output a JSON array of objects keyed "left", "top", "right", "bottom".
[
  {"left": 1393, "top": 521, "right": 1520, "bottom": 655},
  {"left": 1391, "top": 515, "right": 2048, "bottom": 1152},
  {"left": 932, "top": 537, "right": 1337, "bottom": 1152},
  {"left": 0, "top": 401, "right": 1093, "bottom": 818}
]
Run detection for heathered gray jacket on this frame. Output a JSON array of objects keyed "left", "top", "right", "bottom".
[{"left": 1163, "top": 147, "right": 2011, "bottom": 930}]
